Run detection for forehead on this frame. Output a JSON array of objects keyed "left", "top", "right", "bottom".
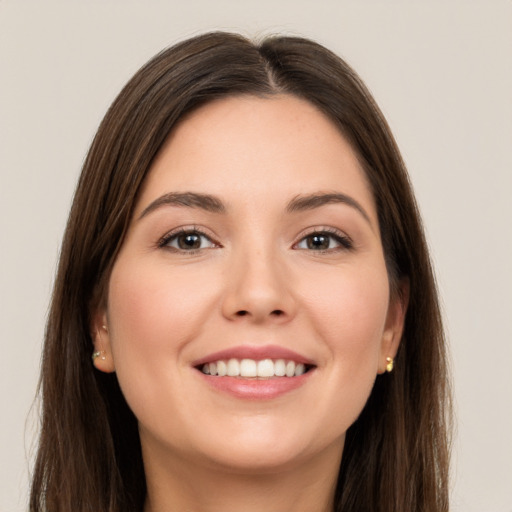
[{"left": 138, "top": 94, "right": 376, "bottom": 221}]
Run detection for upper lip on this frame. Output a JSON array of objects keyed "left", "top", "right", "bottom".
[{"left": 191, "top": 345, "right": 315, "bottom": 367}]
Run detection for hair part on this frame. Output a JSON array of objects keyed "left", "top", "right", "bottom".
[{"left": 31, "top": 32, "right": 451, "bottom": 512}]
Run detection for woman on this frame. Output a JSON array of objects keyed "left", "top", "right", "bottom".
[{"left": 30, "top": 32, "right": 451, "bottom": 511}]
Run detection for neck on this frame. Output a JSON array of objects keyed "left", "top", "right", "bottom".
[{"left": 142, "top": 442, "right": 342, "bottom": 512}]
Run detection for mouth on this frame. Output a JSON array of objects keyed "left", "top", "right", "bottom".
[
  {"left": 191, "top": 345, "right": 316, "bottom": 399},
  {"left": 197, "top": 358, "right": 314, "bottom": 378}
]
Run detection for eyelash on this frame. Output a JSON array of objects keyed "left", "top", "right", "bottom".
[
  {"left": 293, "top": 228, "right": 353, "bottom": 253},
  {"left": 158, "top": 227, "right": 219, "bottom": 254},
  {"left": 157, "top": 227, "right": 353, "bottom": 254}
]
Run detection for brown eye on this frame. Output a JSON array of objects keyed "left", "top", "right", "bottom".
[
  {"left": 306, "top": 234, "right": 331, "bottom": 250},
  {"left": 163, "top": 230, "right": 216, "bottom": 251},
  {"left": 295, "top": 231, "right": 353, "bottom": 251},
  {"left": 178, "top": 233, "right": 201, "bottom": 250}
]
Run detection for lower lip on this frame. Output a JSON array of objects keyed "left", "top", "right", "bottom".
[{"left": 196, "top": 371, "right": 313, "bottom": 400}]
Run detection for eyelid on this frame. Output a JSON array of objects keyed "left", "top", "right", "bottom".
[
  {"left": 157, "top": 225, "right": 221, "bottom": 251},
  {"left": 292, "top": 226, "right": 353, "bottom": 251}
]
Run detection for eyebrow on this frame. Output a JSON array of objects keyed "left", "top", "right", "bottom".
[
  {"left": 286, "top": 192, "right": 372, "bottom": 225},
  {"left": 138, "top": 190, "right": 372, "bottom": 226},
  {"left": 138, "top": 192, "right": 226, "bottom": 219}
]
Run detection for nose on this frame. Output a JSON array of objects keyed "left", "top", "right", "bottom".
[{"left": 221, "top": 246, "right": 297, "bottom": 324}]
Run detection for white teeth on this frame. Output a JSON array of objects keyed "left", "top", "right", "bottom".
[
  {"left": 274, "top": 359, "right": 286, "bottom": 376},
  {"left": 200, "top": 358, "right": 310, "bottom": 378},
  {"left": 227, "top": 358, "right": 240, "bottom": 377},
  {"left": 217, "top": 360, "right": 227, "bottom": 376},
  {"left": 257, "top": 359, "right": 274, "bottom": 377},
  {"left": 240, "top": 359, "right": 257, "bottom": 377},
  {"left": 294, "top": 363, "right": 305, "bottom": 376},
  {"left": 285, "top": 361, "right": 296, "bottom": 377}
]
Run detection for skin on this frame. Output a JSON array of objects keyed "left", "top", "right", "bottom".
[{"left": 93, "top": 94, "right": 406, "bottom": 512}]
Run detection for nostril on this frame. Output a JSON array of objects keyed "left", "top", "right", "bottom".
[{"left": 234, "top": 309, "right": 284, "bottom": 317}]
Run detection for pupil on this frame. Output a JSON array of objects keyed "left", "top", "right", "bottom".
[
  {"left": 308, "top": 234, "right": 329, "bottom": 250},
  {"left": 179, "top": 233, "right": 200, "bottom": 249}
]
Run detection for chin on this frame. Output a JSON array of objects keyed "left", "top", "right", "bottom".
[
  {"left": 201, "top": 444, "right": 315, "bottom": 475},
  {"left": 186, "top": 420, "right": 344, "bottom": 475}
]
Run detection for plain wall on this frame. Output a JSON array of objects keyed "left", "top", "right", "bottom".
[{"left": 1, "top": 1, "right": 511, "bottom": 511}]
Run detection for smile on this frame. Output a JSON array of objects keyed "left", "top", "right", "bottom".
[
  {"left": 192, "top": 345, "right": 316, "bottom": 399},
  {"left": 200, "top": 358, "right": 310, "bottom": 378}
]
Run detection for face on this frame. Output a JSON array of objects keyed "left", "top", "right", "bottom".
[{"left": 93, "top": 94, "right": 405, "bottom": 475}]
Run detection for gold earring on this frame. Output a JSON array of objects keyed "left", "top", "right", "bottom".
[
  {"left": 385, "top": 357, "right": 394, "bottom": 373},
  {"left": 92, "top": 350, "right": 106, "bottom": 361}
]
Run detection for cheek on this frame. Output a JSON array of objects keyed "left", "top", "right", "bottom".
[
  {"left": 302, "top": 262, "right": 390, "bottom": 349},
  {"left": 105, "top": 257, "right": 218, "bottom": 416},
  {"left": 298, "top": 262, "right": 390, "bottom": 416},
  {"left": 108, "top": 257, "right": 216, "bottom": 347}
]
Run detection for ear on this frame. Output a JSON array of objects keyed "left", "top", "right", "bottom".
[
  {"left": 378, "top": 278, "right": 409, "bottom": 374},
  {"left": 90, "top": 309, "right": 116, "bottom": 373}
]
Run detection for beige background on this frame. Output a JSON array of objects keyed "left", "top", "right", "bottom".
[{"left": 1, "top": 1, "right": 511, "bottom": 511}]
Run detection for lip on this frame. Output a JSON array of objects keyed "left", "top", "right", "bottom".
[
  {"left": 197, "top": 372, "right": 313, "bottom": 400},
  {"left": 192, "top": 345, "right": 316, "bottom": 400},
  {"left": 191, "top": 344, "right": 315, "bottom": 367}
]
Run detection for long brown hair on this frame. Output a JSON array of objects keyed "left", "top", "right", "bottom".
[{"left": 30, "top": 32, "right": 451, "bottom": 511}]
